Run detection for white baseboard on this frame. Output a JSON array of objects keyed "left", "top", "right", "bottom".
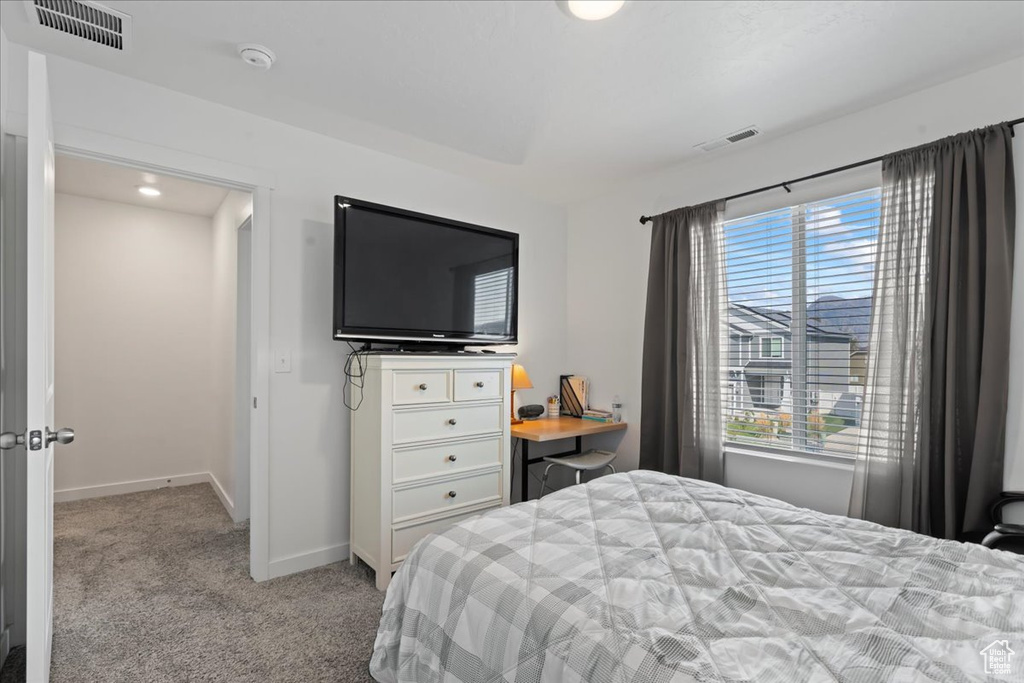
[
  {"left": 207, "top": 472, "right": 237, "bottom": 521},
  {"left": 54, "top": 473, "right": 212, "bottom": 503},
  {"left": 267, "top": 543, "right": 350, "bottom": 580}
]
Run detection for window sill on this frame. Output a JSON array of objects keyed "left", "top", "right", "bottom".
[{"left": 724, "top": 442, "right": 856, "bottom": 471}]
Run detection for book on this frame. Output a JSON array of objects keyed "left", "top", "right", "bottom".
[
  {"left": 560, "top": 375, "right": 588, "bottom": 417},
  {"left": 581, "top": 415, "right": 615, "bottom": 423}
]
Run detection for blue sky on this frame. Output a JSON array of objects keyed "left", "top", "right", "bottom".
[{"left": 723, "top": 188, "right": 882, "bottom": 310}]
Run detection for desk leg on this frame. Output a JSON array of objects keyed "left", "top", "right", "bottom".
[{"left": 520, "top": 439, "right": 530, "bottom": 503}]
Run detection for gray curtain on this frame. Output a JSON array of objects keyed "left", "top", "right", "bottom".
[
  {"left": 851, "top": 123, "right": 1016, "bottom": 539},
  {"left": 640, "top": 201, "right": 725, "bottom": 483}
]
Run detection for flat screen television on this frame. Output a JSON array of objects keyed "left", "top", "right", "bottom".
[{"left": 333, "top": 196, "right": 519, "bottom": 347}]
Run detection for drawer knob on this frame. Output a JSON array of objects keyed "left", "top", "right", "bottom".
[
  {"left": 474, "top": 381, "right": 485, "bottom": 388},
  {"left": 447, "top": 418, "right": 457, "bottom": 426},
  {"left": 447, "top": 490, "right": 457, "bottom": 499},
  {"left": 418, "top": 383, "right": 428, "bottom": 391},
  {"left": 447, "top": 454, "right": 458, "bottom": 462}
]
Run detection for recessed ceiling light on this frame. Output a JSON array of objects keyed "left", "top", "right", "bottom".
[
  {"left": 138, "top": 186, "right": 161, "bottom": 197},
  {"left": 565, "top": 0, "right": 625, "bottom": 21}
]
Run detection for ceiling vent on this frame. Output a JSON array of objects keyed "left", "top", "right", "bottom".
[
  {"left": 695, "top": 125, "right": 761, "bottom": 153},
  {"left": 24, "top": 0, "right": 131, "bottom": 51}
]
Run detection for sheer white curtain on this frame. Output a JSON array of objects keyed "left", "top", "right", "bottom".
[
  {"left": 640, "top": 201, "right": 726, "bottom": 483},
  {"left": 851, "top": 124, "right": 1016, "bottom": 538},
  {"left": 849, "top": 151, "right": 935, "bottom": 530}
]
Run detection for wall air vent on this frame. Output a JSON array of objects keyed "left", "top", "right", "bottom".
[
  {"left": 25, "top": 0, "right": 132, "bottom": 51},
  {"left": 695, "top": 125, "right": 761, "bottom": 153}
]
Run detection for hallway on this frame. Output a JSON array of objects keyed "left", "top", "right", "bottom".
[{"left": 48, "top": 485, "right": 383, "bottom": 682}]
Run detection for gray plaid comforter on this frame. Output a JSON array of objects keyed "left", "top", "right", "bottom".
[{"left": 370, "top": 471, "right": 1024, "bottom": 682}]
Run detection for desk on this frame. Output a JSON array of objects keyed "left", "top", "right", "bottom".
[{"left": 510, "top": 417, "right": 627, "bottom": 502}]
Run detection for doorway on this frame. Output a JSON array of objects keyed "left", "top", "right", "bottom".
[
  {"left": 0, "top": 122, "right": 272, "bottom": 678},
  {"left": 51, "top": 155, "right": 253, "bottom": 521}
]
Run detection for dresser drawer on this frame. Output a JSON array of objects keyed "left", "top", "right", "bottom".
[
  {"left": 393, "top": 403, "right": 502, "bottom": 444},
  {"left": 392, "top": 470, "right": 501, "bottom": 521},
  {"left": 393, "top": 437, "right": 502, "bottom": 483},
  {"left": 453, "top": 369, "right": 503, "bottom": 402},
  {"left": 391, "top": 504, "right": 501, "bottom": 563},
  {"left": 392, "top": 370, "right": 451, "bottom": 405}
]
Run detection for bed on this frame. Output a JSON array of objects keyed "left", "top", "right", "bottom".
[{"left": 370, "top": 470, "right": 1024, "bottom": 682}]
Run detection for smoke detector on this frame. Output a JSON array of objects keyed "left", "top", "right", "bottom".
[
  {"left": 695, "top": 125, "right": 762, "bottom": 153},
  {"left": 238, "top": 44, "right": 276, "bottom": 70},
  {"left": 24, "top": 0, "right": 131, "bottom": 51}
]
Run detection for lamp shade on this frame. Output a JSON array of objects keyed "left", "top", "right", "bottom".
[{"left": 511, "top": 364, "right": 533, "bottom": 391}]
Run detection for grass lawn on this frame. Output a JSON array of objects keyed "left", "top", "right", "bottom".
[{"left": 726, "top": 412, "right": 849, "bottom": 442}]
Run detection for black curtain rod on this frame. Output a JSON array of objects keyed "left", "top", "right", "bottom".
[{"left": 638, "top": 116, "right": 1024, "bottom": 225}]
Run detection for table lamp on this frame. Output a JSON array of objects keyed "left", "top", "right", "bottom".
[{"left": 511, "top": 363, "right": 533, "bottom": 425}]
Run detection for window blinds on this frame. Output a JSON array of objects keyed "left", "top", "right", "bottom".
[
  {"left": 473, "top": 267, "right": 514, "bottom": 335},
  {"left": 721, "top": 188, "right": 881, "bottom": 458}
]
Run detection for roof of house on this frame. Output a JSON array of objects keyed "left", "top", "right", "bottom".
[{"left": 728, "top": 303, "right": 854, "bottom": 344}]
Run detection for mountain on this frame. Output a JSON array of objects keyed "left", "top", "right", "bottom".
[
  {"left": 739, "top": 296, "right": 872, "bottom": 347},
  {"left": 807, "top": 296, "right": 871, "bottom": 347}
]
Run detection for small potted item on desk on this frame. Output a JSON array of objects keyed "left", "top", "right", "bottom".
[{"left": 546, "top": 395, "right": 560, "bottom": 418}]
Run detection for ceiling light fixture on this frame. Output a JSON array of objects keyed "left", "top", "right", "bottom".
[
  {"left": 137, "top": 186, "right": 161, "bottom": 197},
  {"left": 564, "top": 0, "right": 625, "bottom": 21}
]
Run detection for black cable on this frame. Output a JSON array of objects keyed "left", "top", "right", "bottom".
[
  {"left": 511, "top": 438, "right": 549, "bottom": 497},
  {"left": 510, "top": 437, "right": 519, "bottom": 490},
  {"left": 343, "top": 342, "right": 368, "bottom": 411}
]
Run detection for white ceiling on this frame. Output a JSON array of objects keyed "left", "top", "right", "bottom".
[
  {"left": 5, "top": 1, "right": 1023, "bottom": 204},
  {"left": 55, "top": 155, "right": 230, "bottom": 217}
]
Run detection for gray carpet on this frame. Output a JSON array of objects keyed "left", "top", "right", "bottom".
[{"left": 51, "top": 484, "right": 385, "bottom": 682}]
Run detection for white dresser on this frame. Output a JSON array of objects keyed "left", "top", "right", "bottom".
[{"left": 349, "top": 353, "right": 514, "bottom": 590}]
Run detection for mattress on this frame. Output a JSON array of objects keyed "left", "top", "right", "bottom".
[{"left": 370, "top": 470, "right": 1024, "bottom": 682}]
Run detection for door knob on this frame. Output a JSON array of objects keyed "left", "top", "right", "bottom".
[
  {"left": 46, "top": 427, "right": 75, "bottom": 446},
  {"left": 0, "top": 431, "right": 25, "bottom": 450}
]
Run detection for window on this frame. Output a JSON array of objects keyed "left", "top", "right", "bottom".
[
  {"left": 473, "top": 267, "right": 514, "bottom": 335},
  {"left": 722, "top": 188, "right": 881, "bottom": 457},
  {"left": 759, "top": 336, "right": 783, "bottom": 358},
  {"left": 748, "top": 373, "right": 785, "bottom": 409}
]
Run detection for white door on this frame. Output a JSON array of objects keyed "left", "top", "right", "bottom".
[{"left": 25, "top": 51, "right": 70, "bottom": 683}]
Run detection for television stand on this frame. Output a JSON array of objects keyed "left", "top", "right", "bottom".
[{"left": 348, "top": 352, "right": 516, "bottom": 590}]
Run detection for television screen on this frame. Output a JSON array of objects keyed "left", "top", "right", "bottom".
[{"left": 333, "top": 197, "right": 519, "bottom": 345}]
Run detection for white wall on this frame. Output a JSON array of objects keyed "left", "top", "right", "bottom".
[
  {"left": 209, "top": 190, "right": 252, "bottom": 520},
  {"left": 235, "top": 221, "right": 252, "bottom": 523},
  {"left": 54, "top": 193, "right": 220, "bottom": 496},
  {"left": 566, "top": 57, "right": 1024, "bottom": 513},
  {"left": 2, "top": 44, "right": 568, "bottom": 575}
]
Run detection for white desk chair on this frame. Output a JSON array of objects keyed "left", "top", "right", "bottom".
[{"left": 539, "top": 449, "right": 617, "bottom": 496}]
